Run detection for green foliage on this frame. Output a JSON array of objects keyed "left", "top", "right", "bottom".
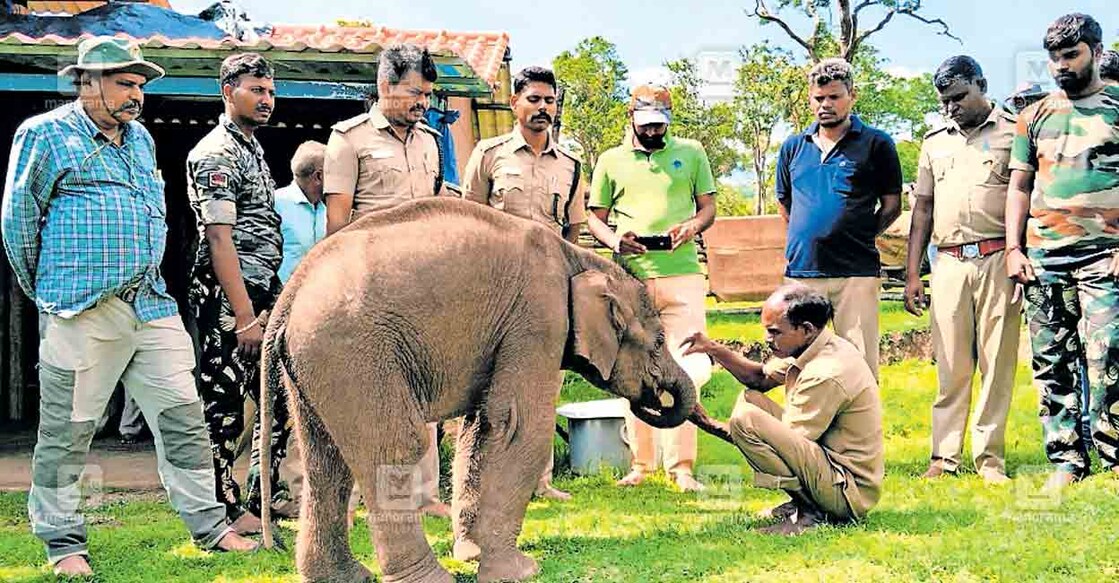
[
  {"left": 853, "top": 48, "right": 939, "bottom": 137},
  {"left": 895, "top": 139, "right": 921, "bottom": 184},
  {"left": 714, "top": 182, "right": 755, "bottom": 217},
  {"left": 733, "top": 43, "right": 806, "bottom": 214},
  {"left": 664, "top": 58, "right": 739, "bottom": 179},
  {"left": 553, "top": 37, "right": 629, "bottom": 173}
]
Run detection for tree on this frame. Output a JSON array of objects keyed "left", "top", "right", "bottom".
[
  {"left": 663, "top": 58, "right": 739, "bottom": 178},
  {"left": 746, "top": 0, "right": 960, "bottom": 63},
  {"left": 732, "top": 43, "right": 806, "bottom": 214},
  {"left": 850, "top": 46, "right": 938, "bottom": 137},
  {"left": 553, "top": 37, "right": 629, "bottom": 173}
]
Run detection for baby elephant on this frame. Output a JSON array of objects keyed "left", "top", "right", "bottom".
[{"left": 259, "top": 198, "right": 696, "bottom": 582}]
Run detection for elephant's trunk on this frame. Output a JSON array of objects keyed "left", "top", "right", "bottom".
[{"left": 630, "top": 375, "right": 695, "bottom": 429}]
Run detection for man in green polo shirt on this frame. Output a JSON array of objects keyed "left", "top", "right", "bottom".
[{"left": 586, "top": 84, "right": 717, "bottom": 492}]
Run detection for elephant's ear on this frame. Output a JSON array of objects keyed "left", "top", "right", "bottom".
[{"left": 571, "top": 270, "right": 625, "bottom": 381}]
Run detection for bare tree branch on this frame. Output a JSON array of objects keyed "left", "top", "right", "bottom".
[
  {"left": 896, "top": 9, "right": 963, "bottom": 43},
  {"left": 848, "top": 4, "right": 962, "bottom": 60},
  {"left": 746, "top": 0, "right": 819, "bottom": 62}
]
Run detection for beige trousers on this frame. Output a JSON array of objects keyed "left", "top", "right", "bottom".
[
  {"left": 728, "top": 391, "right": 853, "bottom": 520},
  {"left": 786, "top": 277, "right": 880, "bottom": 379},
  {"left": 929, "top": 250, "right": 1020, "bottom": 475},
  {"left": 625, "top": 274, "right": 711, "bottom": 476}
]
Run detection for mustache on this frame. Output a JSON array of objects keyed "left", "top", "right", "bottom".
[
  {"left": 531, "top": 113, "right": 552, "bottom": 122},
  {"left": 114, "top": 101, "right": 141, "bottom": 113}
]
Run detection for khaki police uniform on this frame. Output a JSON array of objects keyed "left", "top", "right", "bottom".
[
  {"left": 729, "top": 330, "right": 884, "bottom": 520},
  {"left": 325, "top": 104, "right": 443, "bottom": 508},
  {"left": 914, "top": 103, "right": 1021, "bottom": 478},
  {"left": 462, "top": 127, "right": 587, "bottom": 236},
  {"left": 323, "top": 103, "right": 444, "bottom": 216}
]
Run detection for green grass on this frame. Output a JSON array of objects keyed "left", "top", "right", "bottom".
[{"left": 3, "top": 312, "right": 1117, "bottom": 582}]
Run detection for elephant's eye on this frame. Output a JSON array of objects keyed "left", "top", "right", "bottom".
[{"left": 653, "top": 332, "right": 665, "bottom": 351}]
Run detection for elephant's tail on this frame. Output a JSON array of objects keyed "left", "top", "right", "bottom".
[{"left": 259, "top": 311, "right": 291, "bottom": 550}]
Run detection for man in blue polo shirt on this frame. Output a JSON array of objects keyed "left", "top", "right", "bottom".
[{"left": 775, "top": 58, "right": 903, "bottom": 379}]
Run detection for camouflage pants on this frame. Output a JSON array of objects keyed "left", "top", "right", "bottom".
[
  {"left": 189, "top": 268, "right": 291, "bottom": 520},
  {"left": 1024, "top": 253, "right": 1119, "bottom": 476}
]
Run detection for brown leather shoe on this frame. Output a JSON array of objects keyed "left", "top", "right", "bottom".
[
  {"left": 757, "top": 504, "right": 825, "bottom": 536},
  {"left": 53, "top": 555, "right": 93, "bottom": 577},
  {"left": 760, "top": 499, "right": 799, "bottom": 520},
  {"left": 980, "top": 470, "right": 1012, "bottom": 485},
  {"left": 921, "top": 461, "right": 957, "bottom": 479}
]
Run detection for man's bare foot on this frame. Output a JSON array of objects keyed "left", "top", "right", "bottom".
[
  {"left": 534, "top": 484, "right": 572, "bottom": 501},
  {"left": 615, "top": 470, "right": 648, "bottom": 487},
  {"left": 214, "top": 531, "right": 259, "bottom": 552},
  {"left": 1042, "top": 469, "right": 1081, "bottom": 493},
  {"left": 53, "top": 555, "right": 93, "bottom": 577},
  {"left": 421, "top": 502, "right": 451, "bottom": 519},
  {"left": 230, "top": 512, "right": 262, "bottom": 535},
  {"left": 673, "top": 473, "right": 706, "bottom": 492}
]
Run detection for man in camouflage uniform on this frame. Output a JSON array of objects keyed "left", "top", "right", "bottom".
[
  {"left": 323, "top": 44, "right": 450, "bottom": 519},
  {"left": 187, "top": 53, "right": 291, "bottom": 532},
  {"left": 1006, "top": 13, "right": 1119, "bottom": 490},
  {"left": 906, "top": 56, "right": 1020, "bottom": 484}
]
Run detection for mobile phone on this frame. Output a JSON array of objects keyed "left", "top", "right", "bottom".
[{"left": 634, "top": 235, "right": 672, "bottom": 251}]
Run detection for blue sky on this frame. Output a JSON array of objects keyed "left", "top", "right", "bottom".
[{"left": 172, "top": 0, "right": 1117, "bottom": 99}]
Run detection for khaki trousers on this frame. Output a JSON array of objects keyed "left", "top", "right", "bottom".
[
  {"left": 30, "top": 298, "right": 230, "bottom": 563},
  {"left": 625, "top": 274, "right": 711, "bottom": 476},
  {"left": 728, "top": 391, "right": 853, "bottom": 520},
  {"left": 929, "top": 250, "right": 1020, "bottom": 475},
  {"left": 786, "top": 277, "right": 880, "bottom": 379}
]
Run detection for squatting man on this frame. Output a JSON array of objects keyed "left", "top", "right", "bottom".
[{"left": 686, "top": 284, "right": 884, "bottom": 534}]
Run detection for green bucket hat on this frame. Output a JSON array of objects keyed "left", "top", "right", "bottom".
[{"left": 58, "top": 36, "right": 165, "bottom": 82}]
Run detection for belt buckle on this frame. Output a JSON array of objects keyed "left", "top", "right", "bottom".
[{"left": 962, "top": 243, "right": 980, "bottom": 259}]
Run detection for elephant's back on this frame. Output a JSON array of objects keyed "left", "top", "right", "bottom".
[{"left": 279, "top": 197, "right": 565, "bottom": 356}]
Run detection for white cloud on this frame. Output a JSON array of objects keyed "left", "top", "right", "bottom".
[
  {"left": 629, "top": 66, "right": 671, "bottom": 86},
  {"left": 885, "top": 65, "right": 929, "bottom": 79}
]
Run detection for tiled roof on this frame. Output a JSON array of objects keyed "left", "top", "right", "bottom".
[
  {"left": 15, "top": 1, "right": 172, "bottom": 15},
  {"left": 269, "top": 25, "right": 509, "bottom": 85},
  {"left": 0, "top": 24, "right": 509, "bottom": 86}
]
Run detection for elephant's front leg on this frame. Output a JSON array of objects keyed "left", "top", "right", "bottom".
[{"left": 455, "top": 359, "right": 559, "bottom": 583}]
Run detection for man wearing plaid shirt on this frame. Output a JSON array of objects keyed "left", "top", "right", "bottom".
[{"left": 1, "top": 37, "right": 256, "bottom": 577}]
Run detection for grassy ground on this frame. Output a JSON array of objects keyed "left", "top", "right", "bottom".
[{"left": 3, "top": 305, "right": 1117, "bottom": 582}]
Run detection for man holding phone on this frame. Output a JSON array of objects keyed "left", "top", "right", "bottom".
[{"left": 586, "top": 84, "right": 716, "bottom": 492}]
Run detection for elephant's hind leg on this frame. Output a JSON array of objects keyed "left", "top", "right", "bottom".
[{"left": 292, "top": 392, "right": 370, "bottom": 582}]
